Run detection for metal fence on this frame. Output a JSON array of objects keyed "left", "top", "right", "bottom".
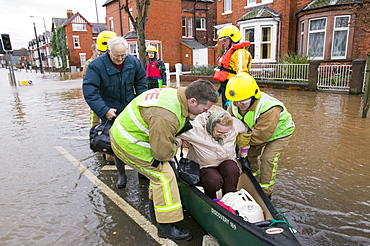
[
  {"left": 250, "top": 63, "right": 309, "bottom": 82},
  {"left": 316, "top": 64, "right": 352, "bottom": 91}
]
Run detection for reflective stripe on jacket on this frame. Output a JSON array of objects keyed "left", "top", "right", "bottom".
[
  {"left": 110, "top": 88, "right": 187, "bottom": 162},
  {"left": 231, "top": 92, "right": 295, "bottom": 142}
]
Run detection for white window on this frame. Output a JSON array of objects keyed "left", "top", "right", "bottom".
[
  {"left": 188, "top": 17, "right": 193, "bottom": 37},
  {"left": 308, "top": 18, "right": 326, "bottom": 59},
  {"left": 72, "top": 24, "right": 86, "bottom": 31},
  {"left": 109, "top": 17, "right": 114, "bottom": 32},
  {"left": 299, "top": 21, "right": 304, "bottom": 54},
  {"left": 182, "top": 17, "right": 187, "bottom": 37},
  {"left": 196, "top": 18, "right": 206, "bottom": 30},
  {"left": 224, "top": 0, "right": 232, "bottom": 14},
  {"left": 129, "top": 11, "right": 134, "bottom": 31},
  {"left": 80, "top": 53, "right": 86, "bottom": 67},
  {"left": 240, "top": 18, "right": 278, "bottom": 62},
  {"left": 331, "top": 15, "right": 350, "bottom": 59},
  {"left": 129, "top": 43, "right": 137, "bottom": 57},
  {"left": 73, "top": 36, "right": 80, "bottom": 48},
  {"left": 245, "top": 27, "right": 255, "bottom": 58},
  {"left": 245, "top": 0, "right": 273, "bottom": 8},
  {"left": 260, "top": 26, "right": 272, "bottom": 59}
]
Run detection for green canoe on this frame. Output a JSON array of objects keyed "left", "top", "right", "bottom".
[{"left": 178, "top": 169, "right": 301, "bottom": 246}]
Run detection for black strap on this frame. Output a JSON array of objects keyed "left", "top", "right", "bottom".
[{"left": 217, "top": 66, "right": 237, "bottom": 74}]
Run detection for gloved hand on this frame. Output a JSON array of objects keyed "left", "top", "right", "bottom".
[
  {"left": 224, "top": 100, "right": 232, "bottom": 109},
  {"left": 239, "top": 157, "right": 251, "bottom": 172},
  {"left": 236, "top": 133, "right": 251, "bottom": 148}
]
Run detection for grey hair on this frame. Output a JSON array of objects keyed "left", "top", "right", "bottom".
[{"left": 108, "top": 37, "right": 128, "bottom": 50}]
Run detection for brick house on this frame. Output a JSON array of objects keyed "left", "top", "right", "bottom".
[
  {"left": 103, "top": 0, "right": 217, "bottom": 70},
  {"left": 51, "top": 10, "right": 107, "bottom": 70},
  {"left": 215, "top": 0, "right": 369, "bottom": 64}
]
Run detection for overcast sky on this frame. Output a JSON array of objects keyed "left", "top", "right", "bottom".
[{"left": 0, "top": 0, "right": 107, "bottom": 50}]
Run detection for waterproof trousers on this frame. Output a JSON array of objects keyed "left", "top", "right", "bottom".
[
  {"left": 116, "top": 152, "right": 184, "bottom": 224},
  {"left": 200, "top": 160, "right": 240, "bottom": 199},
  {"left": 248, "top": 136, "right": 292, "bottom": 197},
  {"left": 218, "top": 81, "right": 229, "bottom": 110}
]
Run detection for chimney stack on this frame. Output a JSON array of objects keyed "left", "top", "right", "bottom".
[{"left": 67, "top": 10, "right": 73, "bottom": 19}]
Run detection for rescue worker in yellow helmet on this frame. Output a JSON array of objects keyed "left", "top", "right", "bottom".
[
  {"left": 96, "top": 30, "right": 117, "bottom": 52},
  {"left": 82, "top": 30, "right": 118, "bottom": 165},
  {"left": 226, "top": 73, "right": 295, "bottom": 199},
  {"left": 145, "top": 45, "right": 167, "bottom": 89},
  {"left": 214, "top": 25, "right": 253, "bottom": 109}
]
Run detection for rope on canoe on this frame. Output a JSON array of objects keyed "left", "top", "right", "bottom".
[{"left": 267, "top": 208, "right": 297, "bottom": 234}]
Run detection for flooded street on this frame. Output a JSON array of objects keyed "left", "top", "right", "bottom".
[{"left": 0, "top": 68, "right": 369, "bottom": 245}]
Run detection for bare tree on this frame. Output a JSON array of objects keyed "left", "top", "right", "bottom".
[
  {"left": 348, "top": 0, "right": 370, "bottom": 33},
  {"left": 121, "top": 0, "right": 150, "bottom": 66}
]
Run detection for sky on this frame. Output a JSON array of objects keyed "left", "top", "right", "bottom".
[{"left": 0, "top": 0, "right": 107, "bottom": 50}]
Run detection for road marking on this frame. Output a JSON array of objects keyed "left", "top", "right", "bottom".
[
  {"left": 55, "top": 146, "right": 177, "bottom": 246},
  {"left": 61, "top": 136, "right": 89, "bottom": 140}
]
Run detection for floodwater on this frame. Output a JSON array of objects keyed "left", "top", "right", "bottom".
[{"left": 0, "top": 68, "right": 369, "bottom": 245}]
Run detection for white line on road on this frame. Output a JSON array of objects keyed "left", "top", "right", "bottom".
[{"left": 55, "top": 146, "right": 177, "bottom": 246}]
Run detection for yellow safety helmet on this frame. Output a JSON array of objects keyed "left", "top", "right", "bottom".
[
  {"left": 146, "top": 45, "right": 157, "bottom": 53},
  {"left": 96, "top": 31, "right": 117, "bottom": 52},
  {"left": 218, "top": 25, "right": 242, "bottom": 43},
  {"left": 226, "top": 73, "right": 260, "bottom": 101}
]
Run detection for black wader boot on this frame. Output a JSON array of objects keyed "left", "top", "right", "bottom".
[
  {"left": 157, "top": 223, "right": 192, "bottom": 242},
  {"left": 114, "top": 157, "right": 127, "bottom": 188}
]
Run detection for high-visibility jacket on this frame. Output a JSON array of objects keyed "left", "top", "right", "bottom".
[
  {"left": 110, "top": 88, "right": 187, "bottom": 162},
  {"left": 231, "top": 92, "right": 295, "bottom": 142},
  {"left": 146, "top": 59, "right": 161, "bottom": 78},
  {"left": 214, "top": 41, "right": 251, "bottom": 82}
]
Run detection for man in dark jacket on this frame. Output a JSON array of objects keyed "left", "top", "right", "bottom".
[{"left": 83, "top": 36, "right": 147, "bottom": 189}]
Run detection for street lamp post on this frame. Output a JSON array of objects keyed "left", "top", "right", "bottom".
[
  {"left": 33, "top": 22, "right": 44, "bottom": 74},
  {"left": 30, "top": 16, "right": 48, "bottom": 69}
]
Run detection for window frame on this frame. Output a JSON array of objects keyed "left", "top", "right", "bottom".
[
  {"left": 239, "top": 18, "right": 278, "bottom": 62},
  {"left": 109, "top": 17, "right": 114, "bottom": 32},
  {"left": 72, "top": 36, "right": 80, "bottom": 49},
  {"left": 331, "top": 15, "right": 350, "bottom": 59},
  {"left": 72, "top": 24, "right": 86, "bottom": 31},
  {"left": 188, "top": 17, "right": 193, "bottom": 37},
  {"left": 196, "top": 18, "right": 206, "bottom": 30},
  {"left": 79, "top": 53, "right": 86, "bottom": 67},
  {"left": 223, "top": 0, "right": 232, "bottom": 15},
  {"left": 307, "top": 17, "right": 327, "bottom": 60}
]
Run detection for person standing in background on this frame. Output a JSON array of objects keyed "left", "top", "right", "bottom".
[
  {"left": 145, "top": 45, "right": 167, "bottom": 89},
  {"left": 214, "top": 25, "right": 253, "bottom": 109}
]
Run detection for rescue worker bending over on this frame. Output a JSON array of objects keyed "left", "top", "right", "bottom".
[
  {"left": 145, "top": 45, "right": 167, "bottom": 89},
  {"left": 226, "top": 73, "right": 295, "bottom": 199},
  {"left": 214, "top": 25, "right": 253, "bottom": 109},
  {"left": 110, "top": 80, "right": 218, "bottom": 242}
]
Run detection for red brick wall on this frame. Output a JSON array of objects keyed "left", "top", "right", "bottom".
[{"left": 146, "top": 0, "right": 182, "bottom": 70}]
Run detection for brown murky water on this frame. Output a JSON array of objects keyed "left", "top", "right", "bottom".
[{"left": 0, "top": 69, "right": 369, "bottom": 245}]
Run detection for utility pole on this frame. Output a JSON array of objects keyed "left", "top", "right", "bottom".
[
  {"left": 30, "top": 16, "right": 49, "bottom": 69},
  {"left": 33, "top": 22, "right": 44, "bottom": 74}
]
